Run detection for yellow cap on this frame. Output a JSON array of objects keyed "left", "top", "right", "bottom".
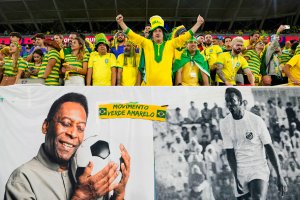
[{"left": 149, "top": 15, "right": 167, "bottom": 32}]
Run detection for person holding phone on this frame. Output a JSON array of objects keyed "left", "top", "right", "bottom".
[{"left": 25, "top": 49, "right": 44, "bottom": 79}]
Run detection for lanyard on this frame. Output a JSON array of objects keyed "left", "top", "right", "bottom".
[{"left": 230, "top": 53, "right": 239, "bottom": 80}]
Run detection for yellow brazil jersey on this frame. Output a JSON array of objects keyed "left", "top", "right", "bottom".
[
  {"left": 243, "top": 39, "right": 250, "bottom": 48},
  {"left": 125, "top": 28, "right": 193, "bottom": 86},
  {"left": 201, "top": 45, "right": 223, "bottom": 70},
  {"left": 181, "top": 61, "right": 200, "bottom": 86},
  {"left": 286, "top": 54, "right": 300, "bottom": 86},
  {"left": 116, "top": 53, "right": 140, "bottom": 86},
  {"left": 88, "top": 52, "right": 116, "bottom": 86},
  {"left": 215, "top": 52, "right": 249, "bottom": 85}
]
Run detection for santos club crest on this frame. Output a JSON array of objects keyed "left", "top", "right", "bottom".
[{"left": 245, "top": 131, "right": 253, "bottom": 140}]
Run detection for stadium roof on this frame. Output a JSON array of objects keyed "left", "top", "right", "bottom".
[{"left": 0, "top": 0, "right": 299, "bottom": 33}]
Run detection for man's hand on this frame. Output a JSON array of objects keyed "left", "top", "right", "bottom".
[
  {"left": 196, "top": 15, "right": 204, "bottom": 26},
  {"left": 290, "top": 76, "right": 300, "bottom": 85},
  {"left": 116, "top": 14, "right": 128, "bottom": 31},
  {"left": 111, "top": 144, "right": 131, "bottom": 200},
  {"left": 225, "top": 80, "right": 233, "bottom": 86},
  {"left": 116, "top": 15, "right": 124, "bottom": 24},
  {"left": 0, "top": 60, "right": 5, "bottom": 67},
  {"left": 277, "top": 176, "right": 288, "bottom": 197},
  {"left": 72, "top": 161, "right": 119, "bottom": 200}
]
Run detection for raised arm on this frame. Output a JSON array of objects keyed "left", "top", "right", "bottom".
[
  {"left": 116, "top": 14, "right": 147, "bottom": 47},
  {"left": 190, "top": 15, "right": 205, "bottom": 34}
]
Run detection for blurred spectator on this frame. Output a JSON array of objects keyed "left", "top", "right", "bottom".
[
  {"left": 37, "top": 39, "right": 61, "bottom": 85},
  {"left": 53, "top": 34, "right": 64, "bottom": 49},
  {"left": 250, "top": 102, "right": 261, "bottom": 116},
  {"left": 180, "top": 126, "right": 190, "bottom": 144},
  {"left": 116, "top": 40, "right": 140, "bottom": 86},
  {"left": 189, "top": 165, "right": 215, "bottom": 200},
  {"left": 198, "top": 123, "right": 211, "bottom": 142},
  {"left": 62, "top": 37, "right": 88, "bottom": 86},
  {"left": 211, "top": 103, "right": 224, "bottom": 124},
  {"left": 168, "top": 107, "right": 184, "bottom": 127},
  {"left": 201, "top": 102, "right": 212, "bottom": 124},
  {"left": 185, "top": 101, "right": 201, "bottom": 124},
  {"left": 201, "top": 34, "right": 223, "bottom": 84},
  {"left": 0, "top": 42, "right": 27, "bottom": 85},
  {"left": 26, "top": 33, "right": 47, "bottom": 62},
  {"left": 287, "top": 159, "right": 300, "bottom": 181},
  {"left": 111, "top": 31, "right": 126, "bottom": 58},
  {"left": 86, "top": 33, "right": 117, "bottom": 86},
  {"left": 9, "top": 32, "right": 27, "bottom": 57},
  {"left": 243, "top": 31, "right": 260, "bottom": 52},
  {"left": 24, "top": 49, "right": 44, "bottom": 79}
]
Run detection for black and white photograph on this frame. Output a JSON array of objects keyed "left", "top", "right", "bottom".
[{"left": 153, "top": 87, "right": 300, "bottom": 200}]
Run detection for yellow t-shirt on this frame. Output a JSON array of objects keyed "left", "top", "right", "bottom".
[
  {"left": 125, "top": 29, "right": 193, "bottom": 86},
  {"left": 243, "top": 39, "right": 250, "bottom": 48},
  {"left": 181, "top": 61, "right": 200, "bottom": 86},
  {"left": 286, "top": 54, "right": 300, "bottom": 86},
  {"left": 201, "top": 45, "right": 223, "bottom": 70},
  {"left": 116, "top": 54, "right": 140, "bottom": 86},
  {"left": 88, "top": 52, "right": 116, "bottom": 86},
  {"left": 215, "top": 52, "right": 249, "bottom": 85}
]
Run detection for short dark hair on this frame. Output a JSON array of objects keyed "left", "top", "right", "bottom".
[
  {"left": 34, "top": 33, "right": 45, "bottom": 39},
  {"left": 9, "top": 32, "right": 22, "bottom": 39},
  {"left": 45, "top": 93, "right": 88, "bottom": 122},
  {"left": 191, "top": 126, "right": 197, "bottom": 130},
  {"left": 292, "top": 42, "right": 299, "bottom": 51},
  {"left": 250, "top": 31, "right": 260, "bottom": 37},
  {"left": 225, "top": 87, "right": 243, "bottom": 102}
]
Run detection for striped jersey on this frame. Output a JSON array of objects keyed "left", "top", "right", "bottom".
[
  {"left": 27, "top": 62, "right": 41, "bottom": 79},
  {"left": 295, "top": 44, "right": 300, "bottom": 55},
  {"left": 64, "top": 53, "right": 89, "bottom": 77},
  {"left": 279, "top": 49, "right": 293, "bottom": 64},
  {"left": 38, "top": 49, "right": 61, "bottom": 86},
  {"left": 3, "top": 57, "right": 27, "bottom": 77},
  {"left": 244, "top": 50, "right": 261, "bottom": 75}
]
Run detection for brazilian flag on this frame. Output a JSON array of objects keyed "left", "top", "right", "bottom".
[
  {"left": 156, "top": 110, "right": 166, "bottom": 119},
  {"left": 99, "top": 107, "right": 107, "bottom": 116}
]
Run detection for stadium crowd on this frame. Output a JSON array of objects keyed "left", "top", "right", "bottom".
[
  {"left": 0, "top": 14, "right": 300, "bottom": 86},
  {"left": 154, "top": 99, "right": 300, "bottom": 200}
]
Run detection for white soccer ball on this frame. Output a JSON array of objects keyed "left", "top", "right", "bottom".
[{"left": 71, "top": 135, "right": 111, "bottom": 182}]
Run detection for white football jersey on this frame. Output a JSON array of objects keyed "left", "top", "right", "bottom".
[{"left": 220, "top": 110, "right": 272, "bottom": 168}]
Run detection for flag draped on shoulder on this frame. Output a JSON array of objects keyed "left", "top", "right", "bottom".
[{"left": 172, "top": 49, "right": 210, "bottom": 82}]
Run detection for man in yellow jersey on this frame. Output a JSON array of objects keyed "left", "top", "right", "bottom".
[
  {"left": 116, "top": 41, "right": 140, "bottom": 86},
  {"left": 173, "top": 37, "right": 210, "bottom": 86},
  {"left": 116, "top": 14, "right": 204, "bottom": 86},
  {"left": 201, "top": 34, "right": 223, "bottom": 84},
  {"left": 283, "top": 53, "right": 300, "bottom": 86},
  {"left": 242, "top": 31, "right": 260, "bottom": 52},
  {"left": 86, "top": 33, "right": 117, "bottom": 86},
  {"left": 215, "top": 37, "right": 254, "bottom": 86}
]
